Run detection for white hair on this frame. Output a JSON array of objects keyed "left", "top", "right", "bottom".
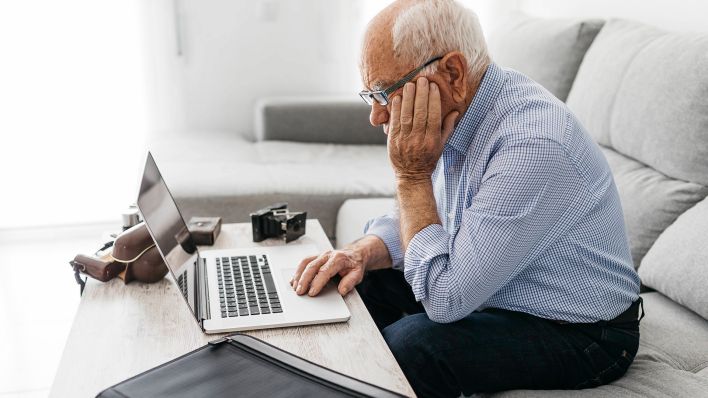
[{"left": 391, "top": 0, "right": 490, "bottom": 78}]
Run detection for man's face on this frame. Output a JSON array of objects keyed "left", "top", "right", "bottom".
[
  {"left": 361, "top": 49, "right": 458, "bottom": 136},
  {"left": 360, "top": 0, "right": 462, "bottom": 136},
  {"left": 361, "top": 57, "right": 406, "bottom": 135}
]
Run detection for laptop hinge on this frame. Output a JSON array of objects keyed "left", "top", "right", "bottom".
[
  {"left": 198, "top": 256, "right": 210, "bottom": 324},
  {"left": 194, "top": 257, "right": 201, "bottom": 327}
]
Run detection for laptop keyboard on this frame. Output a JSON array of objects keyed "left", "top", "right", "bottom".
[
  {"left": 176, "top": 270, "right": 188, "bottom": 301},
  {"left": 216, "top": 255, "right": 282, "bottom": 318}
]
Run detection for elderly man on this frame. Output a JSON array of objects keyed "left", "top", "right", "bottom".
[{"left": 291, "top": 0, "right": 642, "bottom": 396}]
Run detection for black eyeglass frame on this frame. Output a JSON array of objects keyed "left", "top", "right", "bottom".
[{"left": 359, "top": 56, "right": 443, "bottom": 106}]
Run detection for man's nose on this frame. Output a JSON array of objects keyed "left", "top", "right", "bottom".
[{"left": 369, "top": 102, "right": 389, "bottom": 127}]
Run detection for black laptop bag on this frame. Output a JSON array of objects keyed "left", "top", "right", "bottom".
[{"left": 96, "top": 333, "right": 406, "bottom": 398}]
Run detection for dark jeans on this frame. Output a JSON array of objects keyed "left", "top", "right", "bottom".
[{"left": 356, "top": 269, "right": 640, "bottom": 398}]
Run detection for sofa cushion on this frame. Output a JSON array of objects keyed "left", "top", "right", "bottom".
[
  {"left": 639, "top": 198, "right": 708, "bottom": 319},
  {"left": 254, "top": 97, "right": 387, "bottom": 145},
  {"left": 601, "top": 147, "right": 708, "bottom": 267},
  {"left": 149, "top": 132, "right": 394, "bottom": 240},
  {"left": 568, "top": 19, "right": 708, "bottom": 186},
  {"left": 487, "top": 292, "right": 708, "bottom": 397},
  {"left": 487, "top": 359, "right": 708, "bottom": 397},
  {"left": 487, "top": 14, "right": 604, "bottom": 101},
  {"left": 638, "top": 292, "right": 708, "bottom": 373},
  {"left": 610, "top": 32, "right": 708, "bottom": 186},
  {"left": 336, "top": 198, "right": 395, "bottom": 249},
  {"left": 699, "top": 367, "right": 708, "bottom": 378},
  {"left": 566, "top": 19, "right": 663, "bottom": 146}
]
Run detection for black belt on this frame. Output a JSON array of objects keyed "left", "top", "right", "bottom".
[
  {"left": 607, "top": 297, "right": 645, "bottom": 325},
  {"left": 554, "top": 297, "right": 645, "bottom": 325}
]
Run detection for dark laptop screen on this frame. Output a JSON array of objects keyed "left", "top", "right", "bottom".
[{"left": 137, "top": 152, "right": 199, "bottom": 320}]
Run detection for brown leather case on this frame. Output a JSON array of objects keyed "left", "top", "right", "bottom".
[
  {"left": 123, "top": 245, "right": 166, "bottom": 283},
  {"left": 113, "top": 223, "right": 169, "bottom": 283},
  {"left": 113, "top": 223, "right": 155, "bottom": 262},
  {"left": 187, "top": 216, "right": 222, "bottom": 246},
  {"left": 71, "top": 254, "right": 126, "bottom": 282},
  {"left": 70, "top": 223, "right": 168, "bottom": 287}
]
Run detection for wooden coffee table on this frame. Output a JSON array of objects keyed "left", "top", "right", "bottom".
[{"left": 49, "top": 220, "right": 414, "bottom": 397}]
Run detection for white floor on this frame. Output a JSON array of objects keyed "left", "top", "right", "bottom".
[{"left": 0, "top": 222, "right": 117, "bottom": 398}]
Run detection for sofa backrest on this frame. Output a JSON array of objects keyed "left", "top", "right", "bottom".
[
  {"left": 487, "top": 14, "right": 604, "bottom": 101},
  {"left": 486, "top": 15, "right": 708, "bottom": 317},
  {"left": 254, "top": 97, "right": 387, "bottom": 146},
  {"left": 566, "top": 19, "right": 708, "bottom": 267},
  {"left": 639, "top": 195, "right": 708, "bottom": 320},
  {"left": 567, "top": 19, "right": 708, "bottom": 185}
]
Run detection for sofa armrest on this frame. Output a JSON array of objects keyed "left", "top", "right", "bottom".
[{"left": 254, "top": 97, "right": 386, "bottom": 145}]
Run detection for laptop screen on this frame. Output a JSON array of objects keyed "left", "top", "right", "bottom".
[{"left": 137, "top": 152, "right": 200, "bottom": 320}]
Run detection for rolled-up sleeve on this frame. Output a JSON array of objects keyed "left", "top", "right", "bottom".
[
  {"left": 403, "top": 138, "right": 593, "bottom": 323},
  {"left": 364, "top": 210, "right": 405, "bottom": 270}
]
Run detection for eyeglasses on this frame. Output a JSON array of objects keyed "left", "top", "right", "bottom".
[{"left": 359, "top": 56, "right": 443, "bottom": 106}]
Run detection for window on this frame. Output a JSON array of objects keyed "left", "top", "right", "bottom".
[{"left": 0, "top": 0, "right": 148, "bottom": 228}]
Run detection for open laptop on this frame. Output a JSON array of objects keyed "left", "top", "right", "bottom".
[{"left": 137, "top": 152, "right": 350, "bottom": 333}]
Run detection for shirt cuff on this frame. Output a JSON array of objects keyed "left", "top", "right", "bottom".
[
  {"left": 404, "top": 223, "right": 450, "bottom": 301},
  {"left": 364, "top": 216, "right": 404, "bottom": 270}
]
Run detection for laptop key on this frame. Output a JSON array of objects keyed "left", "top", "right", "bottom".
[
  {"left": 263, "top": 272, "right": 277, "bottom": 293},
  {"left": 272, "top": 307, "right": 283, "bottom": 313}
]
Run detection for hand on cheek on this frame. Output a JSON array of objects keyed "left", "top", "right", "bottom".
[{"left": 387, "top": 77, "right": 459, "bottom": 183}]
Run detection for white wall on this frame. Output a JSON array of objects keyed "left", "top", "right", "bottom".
[
  {"left": 519, "top": 0, "right": 708, "bottom": 33},
  {"left": 0, "top": 0, "right": 148, "bottom": 228},
  {"left": 458, "top": 0, "right": 519, "bottom": 34},
  {"left": 140, "top": 0, "right": 523, "bottom": 140},
  {"left": 142, "top": 0, "right": 369, "bottom": 140},
  {"left": 141, "top": 0, "right": 708, "bottom": 140}
]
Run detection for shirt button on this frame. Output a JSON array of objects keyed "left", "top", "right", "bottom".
[{"left": 448, "top": 212, "right": 454, "bottom": 219}]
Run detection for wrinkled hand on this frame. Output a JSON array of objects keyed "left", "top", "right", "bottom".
[
  {"left": 388, "top": 77, "right": 459, "bottom": 182},
  {"left": 290, "top": 248, "right": 365, "bottom": 297}
]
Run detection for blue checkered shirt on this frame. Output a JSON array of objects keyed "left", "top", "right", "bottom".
[{"left": 365, "top": 63, "right": 640, "bottom": 324}]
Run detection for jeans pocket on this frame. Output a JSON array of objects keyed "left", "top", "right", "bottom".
[
  {"left": 602, "top": 327, "right": 640, "bottom": 374},
  {"left": 574, "top": 342, "right": 626, "bottom": 389}
]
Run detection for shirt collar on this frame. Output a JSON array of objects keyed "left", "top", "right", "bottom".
[{"left": 445, "top": 63, "right": 506, "bottom": 154}]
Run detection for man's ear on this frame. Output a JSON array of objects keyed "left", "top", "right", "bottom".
[{"left": 438, "top": 52, "right": 468, "bottom": 103}]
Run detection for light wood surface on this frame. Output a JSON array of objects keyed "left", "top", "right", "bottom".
[{"left": 49, "top": 220, "right": 414, "bottom": 397}]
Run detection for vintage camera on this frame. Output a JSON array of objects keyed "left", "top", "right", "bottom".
[{"left": 250, "top": 202, "right": 307, "bottom": 243}]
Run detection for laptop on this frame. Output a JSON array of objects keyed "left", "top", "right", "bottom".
[{"left": 137, "top": 152, "right": 350, "bottom": 333}]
